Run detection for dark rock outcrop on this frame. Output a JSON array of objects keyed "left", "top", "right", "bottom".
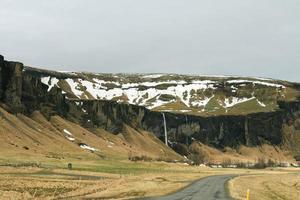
[
  {"left": 0, "top": 55, "right": 4, "bottom": 98},
  {"left": 63, "top": 98, "right": 291, "bottom": 149},
  {"left": 0, "top": 58, "right": 24, "bottom": 113},
  {"left": 22, "top": 72, "right": 67, "bottom": 116}
]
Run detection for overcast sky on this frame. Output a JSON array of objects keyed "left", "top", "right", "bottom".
[{"left": 0, "top": 0, "right": 299, "bottom": 82}]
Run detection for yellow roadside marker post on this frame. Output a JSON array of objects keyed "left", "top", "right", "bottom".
[{"left": 246, "top": 189, "right": 250, "bottom": 200}]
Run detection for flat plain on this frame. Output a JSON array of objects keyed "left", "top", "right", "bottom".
[{"left": 0, "top": 157, "right": 299, "bottom": 200}]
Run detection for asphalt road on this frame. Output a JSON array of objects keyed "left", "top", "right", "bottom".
[{"left": 143, "top": 175, "right": 234, "bottom": 200}]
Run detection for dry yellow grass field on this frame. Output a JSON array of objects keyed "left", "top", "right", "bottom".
[
  {"left": 229, "top": 169, "right": 300, "bottom": 200},
  {"left": 0, "top": 164, "right": 235, "bottom": 200},
  {"left": 1, "top": 159, "right": 299, "bottom": 200},
  {"left": 0, "top": 164, "right": 213, "bottom": 199}
]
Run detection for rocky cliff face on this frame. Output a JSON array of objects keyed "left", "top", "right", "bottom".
[
  {"left": 0, "top": 57, "right": 24, "bottom": 113},
  {"left": 22, "top": 71, "right": 67, "bottom": 116},
  {"left": 0, "top": 55, "right": 4, "bottom": 98},
  {"left": 60, "top": 97, "right": 300, "bottom": 161},
  {"left": 1, "top": 55, "right": 300, "bottom": 160}
]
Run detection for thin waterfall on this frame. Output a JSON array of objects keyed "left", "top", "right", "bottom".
[
  {"left": 185, "top": 115, "right": 189, "bottom": 145},
  {"left": 162, "top": 113, "right": 168, "bottom": 146}
]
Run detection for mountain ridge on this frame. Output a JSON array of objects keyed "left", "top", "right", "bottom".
[
  {"left": 1, "top": 54, "right": 300, "bottom": 164},
  {"left": 24, "top": 65, "right": 300, "bottom": 117}
]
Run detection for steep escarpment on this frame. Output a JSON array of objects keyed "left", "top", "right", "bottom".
[
  {"left": 65, "top": 99, "right": 285, "bottom": 147},
  {"left": 279, "top": 100, "right": 300, "bottom": 160},
  {"left": 0, "top": 56, "right": 23, "bottom": 113},
  {"left": 22, "top": 69, "right": 67, "bottom": 116},
  {"left": 0, "top": 56, "right": 182, "bottom": 162},
  {"left": 64, "top": 98, "right": 299, "bottom": 161},
  {"left": 1, "top": 54, "right": 300, "bottom": 163}
]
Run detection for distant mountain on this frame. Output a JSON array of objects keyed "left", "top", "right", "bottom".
[
  {"left": 28, "top": 67, "right": 299, "bottom": 116},
  {"left": 1, "top": 55, "right": 300, "bottom": 165}
]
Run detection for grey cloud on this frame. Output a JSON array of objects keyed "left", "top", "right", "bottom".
[{"left": 0, "top": 0, "right": 299, "bottom": 82}]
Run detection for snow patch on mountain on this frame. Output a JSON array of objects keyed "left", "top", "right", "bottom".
[
  {"left": 65, "top": 79, "right": 84, "bottom": 98},
  {"left": 257, "top": 99, "right": 266, "bottom": 107},
  {"left": 63, "top": 129, "right": 73, "bottom": 136},
  {"left": 41, "top": 77, "right": 60, "bottom": 92},
  {"left": 227, "top": 80, "right": 285, "bottom": 88},
  {"left": 40, "top": 74, "right": 287, "bottom": 114},
  {"left": 224, "top": 97, "right": 256, "bottom": 108},
  {"left": 80, "top": 144, "right": 98, "bottom": 151}
]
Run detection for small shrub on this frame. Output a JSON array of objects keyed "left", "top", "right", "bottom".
[
  {"left": 253, "top": 157, "right": 267, "bottom": 169},
  {"left": 294, "top": 155, "right": 300, "bottom": 161},
  {"left": 68, "top": 163, "right": 72, "bottom": 170},
  {"left": 188, "top": 153, "right": 205, "bottom": 165},
  {"left": 267, "top": 159, "right": 276, "bottom": 167},
  {"left": 23, "top": 146, "right": 29, "bottom": 150},
  {"left": 221, "top": 158, "right": 232, "bottom": 167},
  {"left": 128, "top": 154, "right": 153, "bottom": 162}
]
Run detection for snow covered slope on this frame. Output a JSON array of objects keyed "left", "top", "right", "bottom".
[{"left": 38, "top": 71, "right": 297, "bottom": 116}]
